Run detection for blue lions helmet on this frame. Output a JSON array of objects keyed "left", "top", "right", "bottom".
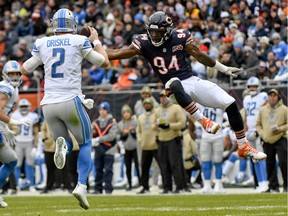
[
  {"left": 246, "top": 76, "right": 262, "bottom": 96},
  {"left": 51, "top": 8, "right": 77, "bottom": 33},
  {"left": 2, "top": 60, "right": 22, "bottom": 87}
]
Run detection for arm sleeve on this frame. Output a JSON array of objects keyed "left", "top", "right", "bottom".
[
  {"left": 84, "top": 50, "right": 105, "bottom": 67},
  {"left": 23, "top": 56, "right": 42, "bottom": 73}
]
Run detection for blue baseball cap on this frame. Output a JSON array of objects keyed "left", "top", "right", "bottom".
[{"left": 99, "top": 101, "right": 110, "bottom": 112}]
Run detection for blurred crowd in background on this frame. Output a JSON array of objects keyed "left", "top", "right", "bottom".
[{"left": 0, "top": 0, "right": 287, "bottom": 91}]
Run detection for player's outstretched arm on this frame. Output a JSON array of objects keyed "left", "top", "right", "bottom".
[
  {"left": 88, "top": 26, "right": 110, "bottom": 68},
  {"left": 106, "top": 44, "right": 140, "bottom": 60},
  {"left": 185, "top": 43, "right": 241, "bottom": 78}
]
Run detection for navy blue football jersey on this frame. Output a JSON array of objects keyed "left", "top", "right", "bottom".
[{"left": 132, "top": 29, "right": 197, "bottom": 84}]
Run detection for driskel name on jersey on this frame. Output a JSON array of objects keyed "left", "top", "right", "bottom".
[{"left": 47, "top": 38, "right": 71, "bottom": 47}]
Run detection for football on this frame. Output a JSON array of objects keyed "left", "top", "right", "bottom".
[{"left": 80, "top": 26, "right": 90, "bottom": 37}]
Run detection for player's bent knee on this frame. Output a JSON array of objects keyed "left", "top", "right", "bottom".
[{"left": 165, "top": 77, "right": 181, "bottom": 90}]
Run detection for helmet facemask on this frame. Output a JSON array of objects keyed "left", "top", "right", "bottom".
[
  {"left": 18, "top": 99, "right": 31, "bottom": 116},
  {"left": 19, "top": 105, "right": 30, "bottom": 115},
  {"left": 246, "top": 77, "right": 261, "bottom": 96}
]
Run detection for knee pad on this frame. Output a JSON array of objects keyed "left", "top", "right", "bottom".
[
  {"left": 165, "top": 78, "right": 192, "bottom": 107},
  {"left": 165, "top": 77, "right": 181, "bottom": 91}
]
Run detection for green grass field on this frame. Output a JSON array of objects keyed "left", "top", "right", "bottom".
[{"left": 2, "top": 194, "right": 287, "bottom": 216}]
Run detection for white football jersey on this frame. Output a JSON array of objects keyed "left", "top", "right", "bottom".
[
  {"left": 243, "top": 92, "right": 268, "bottom": 132},
  {"left": 31, "top": 34, "right": 93, "bottom": 105},
  {"left": 197, "top": 104, "right": 224, "bottom": 139},
  {"left": 0, "top": 80, "right": 18, "bottom": 132},
  {"left": 11, "top": 111, "right": 39, "bottom": 142}
]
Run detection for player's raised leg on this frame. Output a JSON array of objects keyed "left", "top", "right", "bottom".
[{"left": 165, "top": 78, "right": 220, "bottom": 134}]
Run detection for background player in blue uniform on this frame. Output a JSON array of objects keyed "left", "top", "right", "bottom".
[{"left": 107, "top": 11, "right": 266, "bottom": 162}]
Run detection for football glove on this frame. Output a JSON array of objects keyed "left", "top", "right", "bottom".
[
  {"left": 83, "top": 98, "right": 94, "bottom": 109},
  {"left": 222, "top": 67, "right": 241, "bottom": 78},
  {"left": 214, "top": 61, "right": 241, "bottom": 78},
  {"left": 92, "top": 137, "right": 100, "bottom": 147},
  {"left": 3, "top": 126, "right": 16, "bottom": 148},
  {"left": 9, "top": 118, "right": 32, "bottom": 127}
]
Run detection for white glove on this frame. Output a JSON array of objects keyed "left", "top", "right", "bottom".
[
  {"left": 9, "top": 118, "right": 32, "bottom": 127},
  {"left": 92, "top": 137, "right": 100, "bottom": 147},
  {"left": 214, "top": 61, "right": 241, "bottom": 78},
  {"left": 3, "top": 127, "right": 17, "bottom": 148},
  {"left": 246, "top": 131, "right": 258, "bottom": 141},
  {"left": 223, "top": 67, "right": 241, "bottom": 78},
  {"left": 83, "top": 98, "right": 94, "bottom": 109},
  {"left": 30, "top": 147, "right": 37, "bottom": 159}
]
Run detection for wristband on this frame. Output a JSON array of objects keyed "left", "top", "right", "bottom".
[
  {"left": 214, "top": 61, "right": 228, "bottom": 73},
  {"left": 93, "top": 40, "right": 102, "bottom": 47}
]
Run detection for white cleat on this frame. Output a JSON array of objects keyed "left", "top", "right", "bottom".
[
  {"left": 198, "top": 186, "right": 213, "bottom": 194},
  {"left": 0, "top": 197, "right": 8, "bottom": 208},
  {"left": 72, "top": 184, "right": 90, "bottom": 210},
  {"left": 238, "top": 141, "right": 267, "bottom": 161},
  {"left": 241, "top": 176, "right": 254, "bottom": 186},
  {"left": 54, "top": 137, "right": 67, "bottom": 169},
  {"left": 214, "top": 181, "right": 225, "bottom": 194},
  {"left": 221, "top": 176, "right": 231, "bottom": 184}
]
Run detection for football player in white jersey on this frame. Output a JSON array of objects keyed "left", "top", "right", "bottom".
[
  {"left": 197, "top": 104, "right": 225, "bottom": 193},
  {"left": 21, "top": 8, "right": 109, "bottom": 210},
  {"left": 0, "top": 61, "right": 31, "bottom": 207},
  {"left": 243, "top": 77, "right": 269, "bottom": 193},
  {"left": 11, "top": 99, "right": 39, "bottom": 191}
]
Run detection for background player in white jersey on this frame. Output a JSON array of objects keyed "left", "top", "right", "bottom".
[
  {"left": 197, "top": 104, "right": 225, "bottom": 193},
  {"left": 0, "top": 61, "right": 31, "bottom": 207},
  {"left": 243, "top": 77, "right": 269, "bottom": 193},
  {"left": 21, "top": 8, "right": 109, "bottom": 210},
  {"left": 11, "top": 99, "right": 39, "bottom": 191}
]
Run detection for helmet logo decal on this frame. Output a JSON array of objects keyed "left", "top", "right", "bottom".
[{"left": 166, "top": 17, "right": 172, "bottom": 24}]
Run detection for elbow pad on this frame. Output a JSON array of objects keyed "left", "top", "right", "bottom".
[
  {"left": 85, "top": 50, "right": 105, "bottom": 67},
  {"left": 23, "top": 57, "right": 42, "bottom": 73}
]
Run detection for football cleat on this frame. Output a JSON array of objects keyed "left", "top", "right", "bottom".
[
  {"left": 72, "top": 184, "right": 90, "bottom": 210},
  {"left": 0, "top": 197, "right": 8, "bottom": 208},
  {"left": 54, "top": 137, "right": 67, "bottom": 169},
  {"left": 237, "top": 141, "right": 267, "bottom": 161},
  {"left": 201, "top": 116, "right": 220, "bottom": 134}
]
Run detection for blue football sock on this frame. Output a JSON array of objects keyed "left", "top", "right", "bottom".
[
  {"left": 259, "top": 160, "right": 267, "bottom": 181},
  {"left": 14, "top": 166, "right": 21, "bottom": 186},
  {"left": 25, "top": 163, "right": 35, "bottom": 186},
  {"left": 77, "top": 140, "right": 92, "bottom": 185},
  {"left": 120, "top": 154, "right": 125, "bottom": 179},
  {"left": 66, "top": 140, "right": 73, "bottom": 154},
  {"left": 0, "top": 160, "right": 17, "bottom": 188},
  {"left": 239, "top": 158, "right": 247, "bottom": 172},
  {"left": 228, "top": 154, "right": 238, "bottom": 163},
  {"left": 201, "top": 161, "right": 212, "bottom": 180},
  {"left": 254, "top": 161, "right": 263, "bottom": 182},
  {"left": 214, "top": 162, "right": 223, "bottom": 180}
]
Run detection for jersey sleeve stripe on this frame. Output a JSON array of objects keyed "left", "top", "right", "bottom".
[
  {"left": 132, "top": 41, "right": 141, "bottom": 50},
  {"left": 0, "top": 86, "right": 12, "bottom": 97},
  {"left": 32, "top": 44, "right": 39, "bottom": 53},
  {"left": 186, "top": 36, "right": 194, "bottom": 45}
]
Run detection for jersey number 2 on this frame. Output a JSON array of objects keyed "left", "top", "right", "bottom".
[{"left": 51, "top": 48, "right": 65, "bottom": 78}]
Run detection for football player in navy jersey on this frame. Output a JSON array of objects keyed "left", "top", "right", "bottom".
[{"left": 106, "top": 11, "right": 267, "bottom": 161}]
